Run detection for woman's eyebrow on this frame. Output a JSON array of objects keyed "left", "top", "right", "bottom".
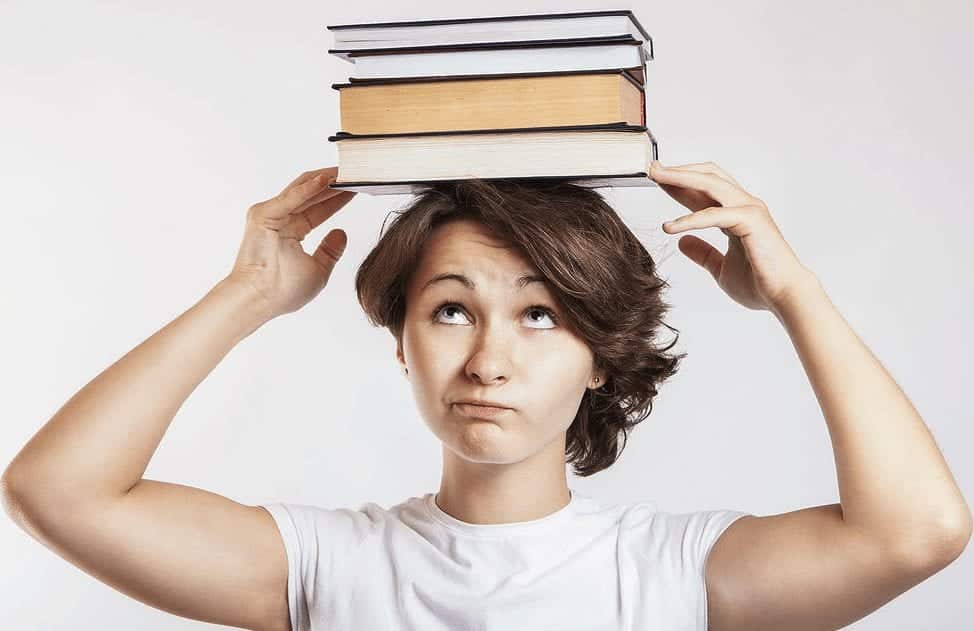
[{"left": 420, "top": 272, "right": 548, "bottom": 294}]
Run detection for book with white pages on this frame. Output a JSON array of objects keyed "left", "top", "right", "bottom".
[
  {"left": 326, "top": 123, "right": 658, "bottom": 195},
  {"left": 330, "top": 38, "right": 649, "bottom": 82},
  {"left": 326, "top": 9, "right": 651, "bottom": 52}
]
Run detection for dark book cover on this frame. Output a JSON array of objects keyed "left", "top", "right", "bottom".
[
  {"left": 333, "top": 66, "right": 645, "bottom": 92},
  {"left": 327, "top": 172, "right": 656, "bottom": 195},
  {"left": 327, "top": 9, "right": 651, "bottom": 43},
  {"left": 328, "top": 121, "right": 656, "bottom": 147},
  {"left": 328, "top": 35, "right": 652, "bottom": 63}
]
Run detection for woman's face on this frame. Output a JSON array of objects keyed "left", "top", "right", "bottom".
[{"left": 397, "top": 218, "right": 605, "bottom": 465}]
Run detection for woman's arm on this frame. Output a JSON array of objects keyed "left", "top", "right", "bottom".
[
  {"left": 1, "top": 279, "right": 295, "bottom": 631},
  {"left": 2, "top": 277, "right": 265, "bottom": 507},
  {"left": 706, "top": 273, "right": 970, "bottom": 631},
  {"left": 648, "top": 160, "right": 970, "bottom": 631},
  {"left": 1, "top": 166, "right": 355, "bottom": 631},
  {"left": 650, "top": 159, "right": 971, "bottom": 552},
  {"left": 2, "top": 165, "right": 351, "bottom": 507},
  {"left": 770, "top": 273, "right": 970, "bottom": 555}
]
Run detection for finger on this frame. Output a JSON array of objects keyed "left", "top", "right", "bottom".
[
  {"left": 283, "top": 190, "right": 356, "bottom": 240},
  {"left": 655, "top": 180, "right": 719, "bottom": 212},
  {"left": 284, "top": 166, "right": 340, "bottom": 190},
  {"left": 291, "top": 185, "right": 350, "bottom": 217},
  {"left": 252, "top": 170, "right": 338, "bottom": 222},
  {"left": 650, "top": 163, "right": 752, "bottom": 208},
  {"left": 663, "top": 162, "right": 742, "bottom": 188},
  {"left": 312, "top": 228, "right": 348, "bottom": 277},
  {"left": 662, "top": 204, "right": 761, "bottom": 239},
  {"left": 677, "top": 234, "right": 724, "bottom": 281}
]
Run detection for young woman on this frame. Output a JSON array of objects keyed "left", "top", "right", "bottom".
[{"left": 2, "top": 162, "right": 969, "bottom": 631}]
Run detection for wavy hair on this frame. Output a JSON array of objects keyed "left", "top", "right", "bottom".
[{"left": 354, "top": 178, "right": 685, "bottom": 476}]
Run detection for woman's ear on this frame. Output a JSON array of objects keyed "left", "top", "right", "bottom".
[{"left": 396, "top": 342, "right": 407, "bottom": 377}]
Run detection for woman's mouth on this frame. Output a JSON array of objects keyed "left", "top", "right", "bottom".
[{"left": 453, "top": 402, "right": 511, "bottom": 418}]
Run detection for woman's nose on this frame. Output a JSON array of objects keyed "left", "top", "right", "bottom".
[{"left": 465, "top": 325, "right": 514, "bottom": 385}]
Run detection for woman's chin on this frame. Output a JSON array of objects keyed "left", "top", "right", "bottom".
[{"left": 449, "top": 422, "right": 513, "bottom": 462}]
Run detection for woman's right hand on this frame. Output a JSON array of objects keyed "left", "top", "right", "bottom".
[{"left": 227, "top": 166, "right": 356, "bottom": 322}]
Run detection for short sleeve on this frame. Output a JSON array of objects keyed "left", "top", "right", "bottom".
[
  {"left": 665, "top": 509, "right": 753, "bottom": 630},
  {"left": 259, "top": 501, "right": 383, "bottom": 631},
  {"left": 260, "top": 503, "right": 317, "bottom": 631}
]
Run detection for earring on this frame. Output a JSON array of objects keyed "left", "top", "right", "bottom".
[{"left": 404, "top": 368, "right": 409, "bottom": 375}]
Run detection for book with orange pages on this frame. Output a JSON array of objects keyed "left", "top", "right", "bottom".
[{"left": 333, "top": 69, "right": 645, "bottom": 135}]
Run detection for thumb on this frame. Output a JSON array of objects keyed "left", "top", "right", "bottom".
[
  {"left": 677, "top": 235, "right": 723, "bottom": 282},
  {"left": 312, "top": 228, "right": 348, "bottom": 278}
]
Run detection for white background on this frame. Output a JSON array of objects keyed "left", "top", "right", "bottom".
[{"left": 2, "top": 1, "right": 971, "bottom": 628}]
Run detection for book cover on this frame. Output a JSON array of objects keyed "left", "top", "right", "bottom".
[
  {"left": 327, "top": 9, "right": 651, "bottom": 43},
  {"left": 329, "top": 35, "right": 652, "bottom": 63},
  {"left": 326, "top": 172, "right": 655, "bottom": 196}
]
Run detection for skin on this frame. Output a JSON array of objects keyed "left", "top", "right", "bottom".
[
  {"left": 0, "top": 167, "right": 355, "bottom": 631},
  {"left": 395, "top": 218, "right": 605, "bottom": 525},
  {"left": 1, "top": 162, "right": 969, "bottom": 631},
  {"left": 647, "top": 159, "right": 971, "bottom": 630}
]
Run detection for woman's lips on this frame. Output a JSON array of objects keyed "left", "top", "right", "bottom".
[{"left": 453, "top": 403, "right": 511, "bottom": 418}]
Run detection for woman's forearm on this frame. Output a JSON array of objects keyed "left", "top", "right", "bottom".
[
  {"left": 3, "top": 276, "right": 269, "bottom": 511},
  {"left": 771, "top": 273, "right": 972, "bottom": 560}
]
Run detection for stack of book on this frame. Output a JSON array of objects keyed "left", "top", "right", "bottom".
[{"left": 324, "top": 10, "right": 659, "bottom": 195}]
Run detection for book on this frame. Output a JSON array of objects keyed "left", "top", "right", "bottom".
[
  {"left": 325, "top": 123, "right": 657, "bottom": 195},
  {"left": 333, "top": 69, "right": 645, "bottom": 135},
  {"left": 324, "top": 10, "right": 658, "bottom": 195},
  {"left": 326, "top": 173, "right": 656, "bottom": 196},
  {"left": 330, "top": 38, "right": 648, "bottom": 82},
  {"left": 326, "top": 9, "right": 651, "bottom": 51},
  {"left": 346, "top": 64, "right": 646, "bottom": 86}
]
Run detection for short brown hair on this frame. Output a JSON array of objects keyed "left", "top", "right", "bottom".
[{"left": 354, "top": 178, "right": 685, "bottom": 476}]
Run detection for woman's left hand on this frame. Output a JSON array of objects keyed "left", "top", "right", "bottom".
[{"left": 650, "top": 159, "right": 815, "bottom": 313}]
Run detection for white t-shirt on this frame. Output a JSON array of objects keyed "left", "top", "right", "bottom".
[{"left": 260, "top": 489, "right": 750, "bottom": 631}]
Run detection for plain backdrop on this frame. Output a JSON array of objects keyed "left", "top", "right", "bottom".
[{"left": 2, "top": 1, "right": 971, "bottom": 629}]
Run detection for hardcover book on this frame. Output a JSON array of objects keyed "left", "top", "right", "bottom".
[
  {"left": 333, "top": 69, "right": 645, "bottom": 134},
  {"left": 327, "top": 9, "right": 652, "bottom": 55},
  {"left": 326, "top": 123, "right": 657, "bottom": 195}
]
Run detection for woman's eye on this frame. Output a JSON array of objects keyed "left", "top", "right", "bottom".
[
  {"left": 524, "top": 306, "right": 559, "bottom": 328},
  {"left": 431, "top": 303, "right": 559, "bottom": 329},
  {"left": 432, "top": 304, "right": 469, "bottom": 325}
]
